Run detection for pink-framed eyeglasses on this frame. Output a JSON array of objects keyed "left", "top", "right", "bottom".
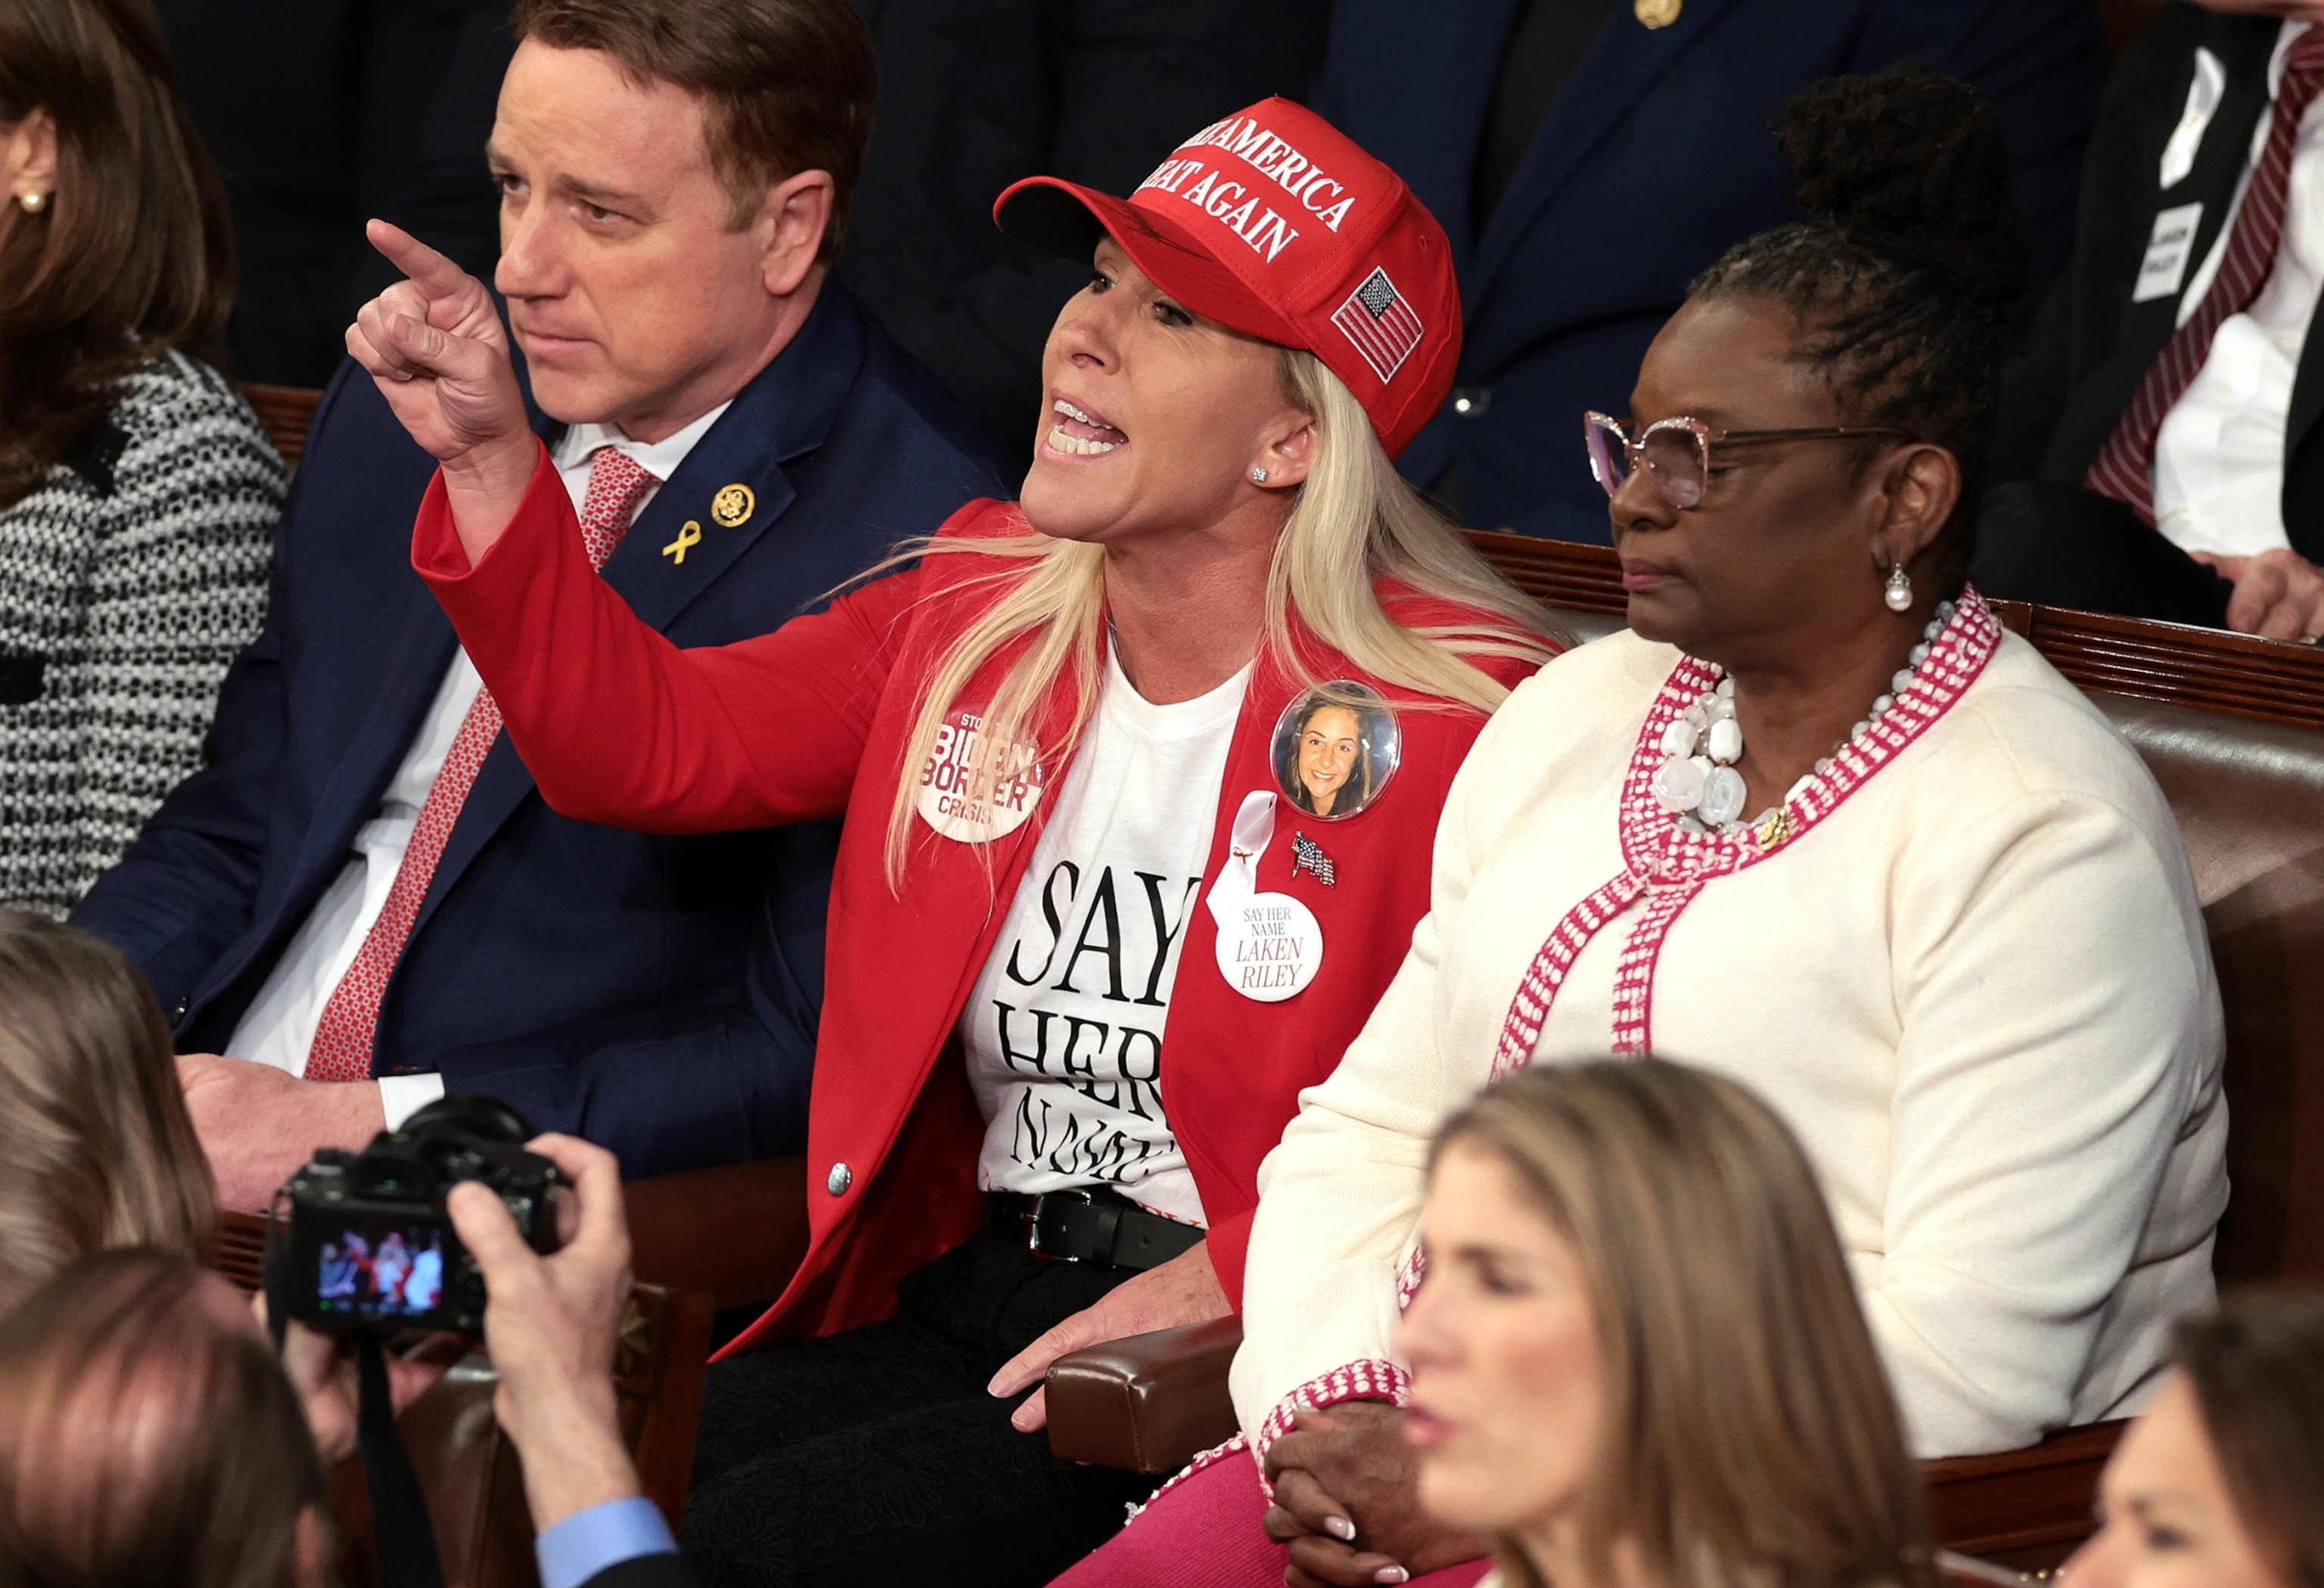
[{"left": 1585, "top": 411, "right": 1907, "bottom": 511}]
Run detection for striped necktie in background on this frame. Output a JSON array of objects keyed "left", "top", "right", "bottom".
[{"left": 2086, "top": 27, "right": 2324, "bottom": 524}]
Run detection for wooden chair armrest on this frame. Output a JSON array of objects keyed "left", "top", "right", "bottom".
[
  {"left": 1043, "top": 1316, "right": 1243, "bottom": 1473},
  {"left": 1921, "top": 1420, "right": 2124, "bottom": 1569},
  {"left": 622, "top": 1157, "right": 808, "bottom": 1313}
]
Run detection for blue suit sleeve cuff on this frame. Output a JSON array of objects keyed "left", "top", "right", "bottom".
[{"left": 535, "top": 1496, "right": 676, "bottom": 1588}]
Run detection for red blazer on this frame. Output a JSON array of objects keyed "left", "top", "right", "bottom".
[{"left": 412, "top": 444, "right": 1548, "bottom": 1355}]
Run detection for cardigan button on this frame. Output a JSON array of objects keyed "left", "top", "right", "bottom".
[
  {"left": 171, "top": 996, "right": 191, "bottom": 1022},
  {"left": 825, "top": 1162, "right": 853, "bottom": 1197}
]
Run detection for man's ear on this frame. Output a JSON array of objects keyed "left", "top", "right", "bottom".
[
  {"left": 1872, "top": 443, "right": 1961, "bottom": 573},
  {"left": 756, "top": 169, "right": 836, "bottom": 299}
]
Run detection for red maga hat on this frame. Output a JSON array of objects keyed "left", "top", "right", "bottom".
[{"left": 994, "top": 98, "right": 1460, "bottom": 459}]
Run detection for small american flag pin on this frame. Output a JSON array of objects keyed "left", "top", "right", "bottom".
[{"left": 1292, "top": 831, "right": 1338, "bottom": 887}]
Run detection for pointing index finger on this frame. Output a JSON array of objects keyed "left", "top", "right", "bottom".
[{"left": 366, "top": 218, "right": 471, "bottom": 301}]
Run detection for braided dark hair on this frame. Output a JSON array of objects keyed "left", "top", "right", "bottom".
[{"left": 1690, "top": 64, "right": 2029, "bottom": 586}]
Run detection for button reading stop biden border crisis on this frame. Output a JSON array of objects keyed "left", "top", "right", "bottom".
[{"left": 916, "top": 707, "right": 1045, "bottom": 843}]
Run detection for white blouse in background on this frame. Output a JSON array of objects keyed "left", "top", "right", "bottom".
[{"left": 1233, "top": 625, "right": 2227, "bottom": 1459}]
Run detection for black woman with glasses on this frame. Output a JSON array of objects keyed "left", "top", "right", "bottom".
[{"left": 1120, "top": 67, "right": 2237, "bottom": 1588}]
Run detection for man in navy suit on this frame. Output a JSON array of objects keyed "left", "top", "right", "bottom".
[
  {"left": 73, "top": 0, "right": 1008, "bottom": 1208},
  {"left": 1310, "top": 0, "right": 2104, "bottom": 542}
]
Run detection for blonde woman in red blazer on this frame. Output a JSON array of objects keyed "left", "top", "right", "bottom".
[{"left": 350, "top": 98, "right": 1561, "bottom": 1586}]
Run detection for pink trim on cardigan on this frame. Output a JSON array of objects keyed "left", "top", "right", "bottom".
[
  {"left": 1253, "top": 1357, "right": 1412, "bottom": 1469},
  {"left": 1493, "top": 589, "right": 2001, "bottom": 1073}
]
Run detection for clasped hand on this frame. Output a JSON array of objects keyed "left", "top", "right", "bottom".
[{"left": 1263, "top": 1403, "right": 1488, "bottom": 1588}]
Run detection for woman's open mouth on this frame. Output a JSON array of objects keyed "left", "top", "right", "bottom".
[{"left": 1046, "top": 396, "right": 1128, "bottom": 457}]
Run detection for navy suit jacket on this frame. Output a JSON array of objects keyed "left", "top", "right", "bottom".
[
  {"left": 1311, "top": 0, "right": 2102, "bottom": 543},
  {"left": 74, "top": 284, "right": 1011, "bottom": 1178}
]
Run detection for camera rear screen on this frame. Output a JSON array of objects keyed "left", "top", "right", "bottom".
[{"left": 313, "top": 1218, "right": 448, "bottom": 1322}]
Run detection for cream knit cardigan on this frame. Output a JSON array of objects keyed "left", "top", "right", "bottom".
[{"left": 1232, "top": 621, "right": 2228, "bottom": 1460}]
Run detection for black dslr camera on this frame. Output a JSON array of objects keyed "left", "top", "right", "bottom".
[{"left": 273, "top": 1095, "right": 563, "bottom": 1335}]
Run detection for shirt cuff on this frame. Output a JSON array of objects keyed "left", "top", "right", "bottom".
[
  {"left": 376, "top": 1072, "right": 446, "bottom": 1130},
  {"left": 534, "top": 1496, "right": 675, "bottom": 1588}
]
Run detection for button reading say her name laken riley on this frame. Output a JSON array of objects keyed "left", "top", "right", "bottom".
[
  {"left": 915, "top": 707, "right": 1045, "bottom": 842},
  {"left": 1213, "top": 892, "right": 1324, "bottom": 1002}
]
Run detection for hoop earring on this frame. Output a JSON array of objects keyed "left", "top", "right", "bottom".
[
  {"left": 17, "top": 191, "right": 44, "bottom": 213},
  {"left": 1884, "top": 562, "right": 1913, "bottom": 613},
  {"left": 1251, "top": 468, "right": 1269, "bottom": 484}
]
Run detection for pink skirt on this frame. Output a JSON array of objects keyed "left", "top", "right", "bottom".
[{"left": 1049, "top": 1442, "right": 1491, "bottom": 1588}]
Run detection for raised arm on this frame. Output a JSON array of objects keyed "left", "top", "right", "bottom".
[{"left": 356, "top": 221, "right": 934, "bottom": 832}]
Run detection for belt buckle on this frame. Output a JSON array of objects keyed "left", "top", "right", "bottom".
[{"left": 1022, "top": 1188, "right": 1095, "bottom": 1262}]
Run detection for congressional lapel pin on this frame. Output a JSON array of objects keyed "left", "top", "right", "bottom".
[
  {"left": 711, "top": 483, "right": 756, "bottom": 529},
  {"left": 1291, "top": 831, "right": 1337, "bottom": 887},
  {"left": 915, "top": 706, "right": 1045, "bottom": 842},
  {"left": 662, "top": 520, "right": 704, "bottom": 565},
  {"left": 1270, "top": 682, "right": 1400, "bottom": 822},
  {"left": 1207, "top": 792, "right": 1323, "bottom": 1002},
  {"left": 1635, "top": 0, "right": 1680, "bottom": 27}
]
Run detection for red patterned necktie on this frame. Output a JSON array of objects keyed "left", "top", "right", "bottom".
[
  {"left": 2086, "top": 28, "right": 2324, "bottom": 524},
  {"left": 305, "top": 446, "right": 657, "bottom": 1083}
]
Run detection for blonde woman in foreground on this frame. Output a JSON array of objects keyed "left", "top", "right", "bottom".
[
  {"left": 350, "top": 94, "right": 1558, "bottom": 1586},
  {"left": 1398, "top": 1059, "right": 1934, "bottom": 1588}
]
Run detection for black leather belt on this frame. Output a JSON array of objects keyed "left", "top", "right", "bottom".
[{"left": 991, "top": 1189, "right": 1204, "bottom": 1271}]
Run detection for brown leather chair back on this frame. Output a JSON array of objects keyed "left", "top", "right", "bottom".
[
  {"left": 210, "top": 1210, "right": 712, "bottom": 1588},
  {"left": 235, "top": 382, "right": 323, "bottom": 471},
  {"left": 2093, "top": 697, "right": 2324, "bottom": 1284}
]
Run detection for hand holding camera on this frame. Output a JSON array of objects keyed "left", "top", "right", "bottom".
[
  {"left": 447, "top": 1131, "right": 642, "bottom": 1529},
  {"left": 272, "top": 1098, "right": 645, "bottom": 1533}
]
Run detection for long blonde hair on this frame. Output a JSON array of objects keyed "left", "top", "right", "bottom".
[
  {"left": 1435, "top": 1061, "right": 1934, "bottom": 1588},
  {"left": 0, "top": 913, "right": 215, "bottom": 1317},
  {"left": 880, "top": 350, "right": 1562, "bottom": 885}
]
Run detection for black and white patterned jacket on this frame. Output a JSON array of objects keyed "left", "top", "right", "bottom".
[{"left": 0, "top": 350, "right": 282, "bottom": 913}]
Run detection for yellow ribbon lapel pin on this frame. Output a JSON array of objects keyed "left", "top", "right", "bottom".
[
  {"left": 663, "top": 521, "right": 704, "bottom": 565},
  {"left": 1635, "top": 0, "right": 1679, "bottom": 26}
]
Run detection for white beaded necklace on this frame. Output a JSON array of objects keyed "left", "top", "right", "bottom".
[{"left": 1652, "top": 599, "right": 1957, "bottom": 835}]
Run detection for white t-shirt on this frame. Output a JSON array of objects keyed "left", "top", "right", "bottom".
[{"left": 959, "top": 645, "right": 1249, "bottom": 1225}]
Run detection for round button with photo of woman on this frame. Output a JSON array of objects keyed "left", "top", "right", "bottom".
[{"left": 1272, "top": 682, "right": 1400, "bottom": 821}]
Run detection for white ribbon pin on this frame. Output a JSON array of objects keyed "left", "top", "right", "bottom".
[{"left": 1206, "top": 791, "right": 1324, "bottom": 1002}]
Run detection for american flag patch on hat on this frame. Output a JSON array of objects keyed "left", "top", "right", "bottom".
[{"left": 1331, "top": 268, "right": 1425, "bottom": 383}]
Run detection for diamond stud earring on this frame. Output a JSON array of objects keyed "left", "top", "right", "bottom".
[
  {"left": 1251, "top": 468, "right": 1269, "bottom": 483},
  {"left": 1884, "top": 562, "right": 1913, "bottom": 613}
]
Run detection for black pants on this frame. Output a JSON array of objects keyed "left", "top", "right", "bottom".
[
  {"left": 682, "top": 1205, "right": 1160, "bottom": 1588},
  {"left": 1971, "top": 480, "right": 2234, "bottom": 628}
]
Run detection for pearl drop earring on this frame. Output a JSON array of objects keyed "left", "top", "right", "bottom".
[
  {"left": 1251, "top": 467, "right": 1268, "bottom": 483},
  {"left": 17, "top": 191, "right": 44, "bottom": 213},
  {"left": 1884, "top": 562, "right": 1913, "bottom": 613}
]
